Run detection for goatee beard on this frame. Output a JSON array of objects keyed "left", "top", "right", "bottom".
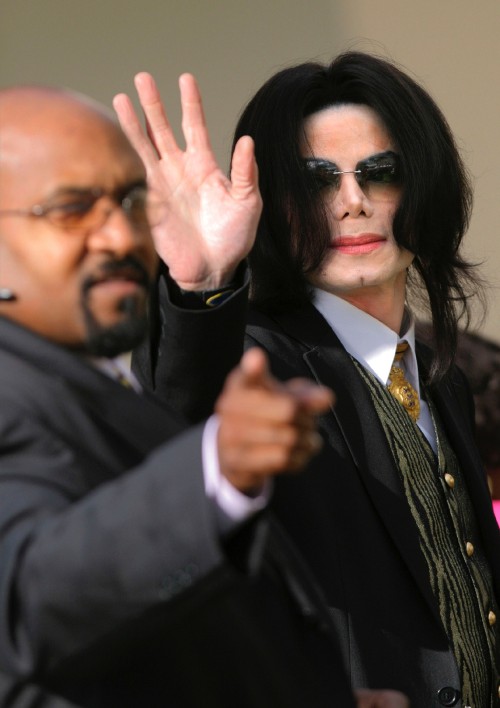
[
  {"left": 80, "top": 256, "right": 151, "bottom": 358},
  {"left": 82, "top": 294, "right": 149, "bottom": 357}
]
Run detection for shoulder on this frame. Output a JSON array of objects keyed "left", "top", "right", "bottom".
[{"left": 0, "top": 347, "right": 63, "bottom": 420}]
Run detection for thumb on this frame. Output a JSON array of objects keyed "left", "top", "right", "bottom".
[{"left": 230, "top": 135, "right": 261, "bottom": 202}]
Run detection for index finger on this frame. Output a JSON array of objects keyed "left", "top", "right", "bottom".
[
  {"left": 223, "top": 348, "right": 276, "bottom": 394},
  {"left": 113, "top": 90, "right": 163, "bottom": 174},
  {"left": 238, "top": 347, "right": 280, "bottom": 389}
]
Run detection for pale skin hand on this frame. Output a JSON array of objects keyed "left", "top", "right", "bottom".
[
  {"left": 113, "top": 72, "right": 262, "bottom": 291},
  {"left": 216, "top": 348, "right": 334, "bottom": 493},
  {"left": 355, "top": 689, "right": 410, "bottom": 707}
]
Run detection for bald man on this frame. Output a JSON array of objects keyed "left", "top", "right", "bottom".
[{"left": 0, "top": 84, "right": 354, "bottom": 708}]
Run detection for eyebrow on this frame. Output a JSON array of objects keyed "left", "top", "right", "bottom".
[
  {"left": 305, "top": 150, "right": 398, "bottom": 171},
  {"left": 42, "top": 178, "right": 148, "bottom": 203}
]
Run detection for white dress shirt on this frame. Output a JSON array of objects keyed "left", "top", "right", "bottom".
[{"left": 313, "top": 289, "right": 437, "bottom": 453}]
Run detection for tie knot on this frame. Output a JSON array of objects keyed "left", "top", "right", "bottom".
[{"left": 394, "top": 340, "right": 409, "bottom": 362}]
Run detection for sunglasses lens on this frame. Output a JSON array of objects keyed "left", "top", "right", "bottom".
[
  {"left": 304, "top": 159, "right": 340, "bottom": 189},
  {"left": 361, "top": 155, "right": 400, "bottom": 185}
]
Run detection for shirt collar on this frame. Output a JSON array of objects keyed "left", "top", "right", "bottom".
[
  {"left": 312, "top": 288, "right": 420, "bottom": 395},
  {"left": 88, "top": 354, "right": 142, "bottom": 393}
]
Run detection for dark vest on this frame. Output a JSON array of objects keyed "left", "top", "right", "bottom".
[{"left": 354, "top": 359, "right": 500, "bottom": 707}]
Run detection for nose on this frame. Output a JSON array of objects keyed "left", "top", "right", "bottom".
[
  {"left": 87, "top": 200, "right": 153, "bottom": 258},
  {"left": 331, "top": 173, "right": 372, "bottom": 220}
]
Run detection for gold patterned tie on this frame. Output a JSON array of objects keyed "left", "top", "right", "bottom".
[
  {"left": 116, "top": 372, "right": 132, "bottom": 388},
  {"left": 107, "top": 361, "right": 133, "bottom": 388},
  {"left": 387, "top": 341, "right": 420, "bottom": 422}
]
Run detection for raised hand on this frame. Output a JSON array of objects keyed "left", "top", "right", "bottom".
[
  {"left": 216, "top": 348, "right": 333, "bottom": 493},
  {"left": 113, "top": 72, "right": 262, "bottom": 291}
]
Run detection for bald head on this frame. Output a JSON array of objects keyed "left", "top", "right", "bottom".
[
  {"left": 0, "top": 84, "right": 116, "bottom": 126},
  {"left": 0, "top": 83, "right": 157, "bottom": 356},
  {"left": 0, "top": 85, "right": 131, "bottom": 175}
]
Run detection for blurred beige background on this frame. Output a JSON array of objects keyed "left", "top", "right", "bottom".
[{"left": 1, "top": 0, "right": 499, "bottom": 341}]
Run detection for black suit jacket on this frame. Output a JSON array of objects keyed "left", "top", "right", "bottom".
[
  {"left": 0, "top": 314, "right": 355, "bottom": 708},
  {"left": 138, "top": 276, "right": 500, "bottom": 707}
]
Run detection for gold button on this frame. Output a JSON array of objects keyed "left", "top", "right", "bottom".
[
  {"left": 444, "top": 473, "right": 455, "bottom": 489},
  {"left": 488, "top": 611, "right": 497, "bottom": 626},
  {"left": 466, "top": 542, "right": 475, "bottom": 557}
]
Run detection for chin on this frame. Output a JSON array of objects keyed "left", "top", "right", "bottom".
[
  {"left": 83, "top": 297, "right": 148, "bottom": 357},
  {"left": 85, "top": 317, "right": 148, "bottom": 357}
]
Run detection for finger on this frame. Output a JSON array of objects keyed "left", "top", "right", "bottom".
[
  {"left": 219, "top": 436, "right": 323, "bottom": 491},
  {"left": 230, "top": 135, "right": 261, "bottom": 203},
  {"left": 179, "top": 73, "right": 213, "bottom": 153},
  {"left": 221, "top": 351, "right": 331, "bottom": 418},
  {"left": 220, "top": 386, "right": 320, "bottom": 424},
  {"left": 220, "top": 417, "right": 317, "bottom": 446},
  {"left": 240, "top": 434, "right": 323, "bottom": 470},
  {"left": 284, "top": 378, "right": 335, "bottom": 414},
  {"left": 113, "top": 92, "right": 162, "bottom": 174},
  {"left": 216, "top": 389, "right": 304, "bottom": 423},
  {"left": 223, "top": 347, "right": 277, "bottom": 393},
  {"left": 134, "top": 72, "right": 180, "bottom": 157},
  {"left": 240, "top": 346, "right": 269, "bottom": 381}
]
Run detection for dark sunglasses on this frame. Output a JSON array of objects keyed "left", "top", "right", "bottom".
[{"left": 303, "top": 151, "right": 401, "bottom": 191}]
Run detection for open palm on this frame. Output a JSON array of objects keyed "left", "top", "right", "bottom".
[{"left": 114, "top": 72, "right": 262, "bottom": 291}]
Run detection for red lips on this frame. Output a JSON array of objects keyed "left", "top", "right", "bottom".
[{"left": 331, "top": 234, "right": 385, "bottom": 254}]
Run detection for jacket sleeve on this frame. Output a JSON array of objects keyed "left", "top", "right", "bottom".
[
  {"left": 0, "top": 408, "right": 230, "bottom": 680},
  {"left": 132, "top": 266, "right": 249, "bottom": 424}
]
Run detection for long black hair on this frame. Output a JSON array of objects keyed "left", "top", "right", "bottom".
[{"left": 232, "top": 51, "right": 483, "bottom": 381}]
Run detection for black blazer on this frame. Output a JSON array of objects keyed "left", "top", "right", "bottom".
[
  {"left": 0, "top": 314, "right": 355, "bottom": 708},
  {"left": 138, "top": 277, "right": 500, "bottom": 707}
]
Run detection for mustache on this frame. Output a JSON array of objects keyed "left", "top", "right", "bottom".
[{"left": 81, "top": 256, "right": 151, "bottom": 294}]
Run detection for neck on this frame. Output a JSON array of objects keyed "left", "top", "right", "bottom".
[{"left": 333, "top": 284, "right": 407, "bottom": 334}]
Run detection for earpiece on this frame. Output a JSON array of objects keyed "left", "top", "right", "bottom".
[{"left": 0, "top": 288, "right": 17, "bottom": 302}]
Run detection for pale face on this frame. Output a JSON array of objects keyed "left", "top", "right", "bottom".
[
  {"left": 0, "top": 94, "right": 158, "bottom": 355},
  {"left": 302, "top": 104, "right": 414, "bottom": 319}
]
